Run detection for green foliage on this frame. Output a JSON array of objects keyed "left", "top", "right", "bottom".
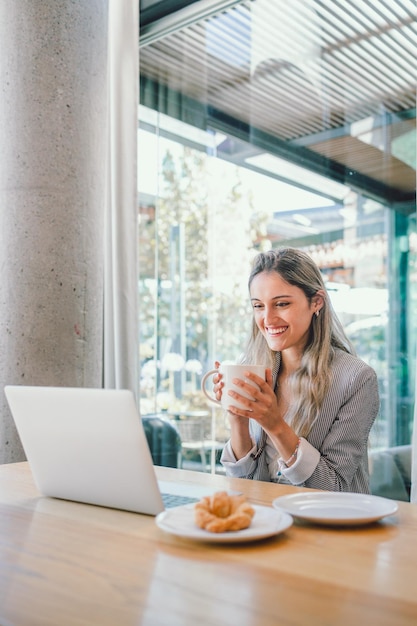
[{"left": 138, "top": 143, "right": 263, "bottom": 394}]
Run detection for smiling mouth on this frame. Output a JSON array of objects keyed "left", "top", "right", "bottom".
[{"left": 266, "top": 327, "right": 288, "bottom": 336}]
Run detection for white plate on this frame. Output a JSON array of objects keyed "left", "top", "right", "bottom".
[
  {"left": 272, "top": 492, "right": 399, "bottom": 526},
  {"left": 156, "top": 504, "right": 293, "bottom": 543}
]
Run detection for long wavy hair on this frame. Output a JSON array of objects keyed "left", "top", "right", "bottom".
[{"left": 241, "top": 248, "right": 355, "bottom": 437}]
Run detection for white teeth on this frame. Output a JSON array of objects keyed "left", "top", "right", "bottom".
[{"left": 267, "top": 327, "right": 287, "bottom": 335}]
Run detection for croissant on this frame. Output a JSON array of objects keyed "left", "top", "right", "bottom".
[{"left": 195, "top": 491, "right": 255, "bottom": 533}]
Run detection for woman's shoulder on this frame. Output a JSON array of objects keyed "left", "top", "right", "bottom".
[
  {"left": 331, "top": 348, "right": 377, "bottom": 379},
  {"left": 325, "top": 350, "right": 379, "bottom": 411}
]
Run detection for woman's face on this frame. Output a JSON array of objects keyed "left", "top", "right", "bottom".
[{"left": 250, "top": 270, "right": 320, "bottom": 356}]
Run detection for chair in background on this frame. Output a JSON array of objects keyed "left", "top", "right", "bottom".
[
  {"left": 142, "top": 414, "right": 182, "bottom": 468},
  {"left": 175, "top": 418, "right": 224, "bottom": 472},
  {"left": 369, "top": 445, "right": 412, "bottom": 502}
]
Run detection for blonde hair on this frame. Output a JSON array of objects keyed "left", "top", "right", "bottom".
[{"left": 241, "top": 248, "right": 355, "bottom": 437}]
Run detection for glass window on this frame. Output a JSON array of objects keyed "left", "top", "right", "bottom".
[{"left": 138, "top": 0, "right": 416, "bottom": 487}]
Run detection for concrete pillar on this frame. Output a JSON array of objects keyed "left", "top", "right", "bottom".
[{"left": 0, "top": 1, "right": 109, "bottom": 462}]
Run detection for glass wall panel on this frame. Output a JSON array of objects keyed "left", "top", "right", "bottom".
[{"left": 138, "top": 0, "right": 416, "bottom": 489}]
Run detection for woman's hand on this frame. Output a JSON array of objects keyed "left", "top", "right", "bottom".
[
  {"left": 226, "top": 368, "right": 283, "bottom": 434},
  {"left": 212, "top": 361, "right": 223, "bottom": 402},
  {"left": 226, "top": 368, "right": 300, "bottom": 464}
]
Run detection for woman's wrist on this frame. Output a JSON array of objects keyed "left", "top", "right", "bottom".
[
  {"left": 267, "top": 423, "right": 300, "bottom": 467},
  {"left": 228, "top": 413, "right": 253, "bottom": 459},
  {"left": 283, "top": 438, "right": 301, "bottom": 467}
]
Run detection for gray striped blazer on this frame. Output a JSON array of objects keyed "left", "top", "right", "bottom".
[{"left": 239, "top": 349, "right": 380, "bottom": 493}]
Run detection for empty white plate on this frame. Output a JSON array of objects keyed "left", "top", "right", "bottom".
[
  {"left": 156, "top": 503, "right": 293, "bottom": 543},
  {"left": 272, "top": 492, "right": 399, "bottom": 526}
]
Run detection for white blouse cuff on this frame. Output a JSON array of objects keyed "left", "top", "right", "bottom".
[
  {"left": 221, "top": 439, "right": 257, "bottom": 465},
  {"left": 277, "top": 437, "right": 320, "bottom": 485}
]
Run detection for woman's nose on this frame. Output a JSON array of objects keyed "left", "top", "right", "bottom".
[{"left": 264, "top": 306, "right": 277, "bottom": 324}]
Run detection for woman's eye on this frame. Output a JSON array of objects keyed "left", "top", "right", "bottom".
[{"left": 252, "top": 304, "right": 264, "bottom": 310}]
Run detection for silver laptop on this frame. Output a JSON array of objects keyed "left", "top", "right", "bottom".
[{"left": 4, "top": 385, "right": 211, "bottom": 515}]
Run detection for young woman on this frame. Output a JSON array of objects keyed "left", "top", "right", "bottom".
[{"left": 215, "top": 247, "right": 379, "bottom": 493}]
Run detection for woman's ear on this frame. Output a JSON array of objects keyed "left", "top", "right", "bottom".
[{"left": 312, "top": 290, "right": 325, "bottom": 313}]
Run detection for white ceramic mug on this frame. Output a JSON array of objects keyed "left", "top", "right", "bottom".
[{"left": 201, "top": 364, "right": 266, "bottom": 410}]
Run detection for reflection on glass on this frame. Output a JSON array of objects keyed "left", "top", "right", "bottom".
[{"left": 137, "top": 0, "right": 416, "bottom": 481}]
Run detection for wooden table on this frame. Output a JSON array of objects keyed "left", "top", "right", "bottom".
[{"left": 1, "top": 462, "right": 417, "bottom": 625}]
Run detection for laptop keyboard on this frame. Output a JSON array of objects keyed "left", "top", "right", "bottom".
[{"left": 161, "top": 493, "right": 199, "bottom": 508}]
